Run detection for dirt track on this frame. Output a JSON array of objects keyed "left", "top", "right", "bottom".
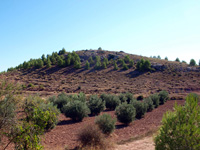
[{"left": 115, "top": 136, "right": 154, "bottom": 150}]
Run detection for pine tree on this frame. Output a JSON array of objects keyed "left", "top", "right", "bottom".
[
  {"left": 114, "top": 61, "right": 119, "bottom": 70},
  {"left": 85, "top": 61, "right": 90, "bottom": 70}
]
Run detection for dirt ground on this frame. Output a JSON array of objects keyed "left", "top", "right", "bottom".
[
  {"left": 115, "top": 136, "right": 155, "bottom": 150},
  {"left": 41, "top": 100, "right": 185, "bottom": 150}
]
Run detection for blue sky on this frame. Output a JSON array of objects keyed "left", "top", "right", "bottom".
[{"left": 0, "top": 0, "right": 200, "bottom": 71}]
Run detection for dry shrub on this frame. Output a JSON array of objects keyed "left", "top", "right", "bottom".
[{"left": 78, "top": 124, "right": 112, "bottom": 150}]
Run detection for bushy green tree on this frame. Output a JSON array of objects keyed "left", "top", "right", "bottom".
[
  {"left": 136, "top": 59, "right": 151, "bottom": 72},
  {"left": 23, "top": 96, "right": 60, "bottom": 131},
  {"left": 164, "top": 57, "right": 168, "bottom": 61},
  {"left": 175, "top": 58, "right": 180, "bottom": 62},
  {"left": 130, "top": 100, "right": 147, "bottom": 119},
  {"left": 46, "top": 58, "right": 52, "bottom": 68},
  {"left": 88, "top": 95, "right": 105, "bottom": 116},
  {"left": 114, "top": 60, "right": 119, "bottom": 70},
  {"left": 23, "top": 61, "right": 30, "bottom": 69},
  {"left": 95, "top": 59, "right": 101, "bottom": 70},
  {"left": 124, "top": 55, "right": 130, "bottom": 63},
  {"left": 154, "top": 93, "right": 200, "bottom": 150},
  {"left": 52, "top": 92, "right": 70, "bottom": 112},
  {"left": 129, "top": 59, "right": 134, "bottom": 68},
  {"left": 115, "top": 103, "right": 136, "bottom": 125},
  {"left": 85, "top": 60, "right": 90, "bottom": 70},
  {"left": 41, "top": 54, "right": 46, "bottom": 64},
  {"left": 125, "top": 92, "right": 134, "bottom": 104},
  {"left": 143, "top": 98, "right": 154, "bottom": 112},
  {"left": 103, "top": 57, "right": 109, "bottom": 65},
  {"left": 123, "top": 62, "right": 129, "bottom": 70},
  {"left": 63, "top": 100, "right": 90, "bottom": 122},
  {"left": 149, "top": 94, "right": 160, "bottom": 108},
  {"left": 102, "top": 61, "right": 107, "bottom": 69},
  {"left": 35, "top": 59, "right": 44, "bottom": 69},
  {"left": 118, "top": 93, "right": 128, "bottom": 103},
  {"left": 95, "top": 114, "right": 116, "bottom": 135},
  {"left": 57, "top": 55, "right": 65, "bottom": 67},
  {"left": 104, "top": 94, "right": 120, "bottom": 110},
  {"left": 189, "top": 59, "right": 196, "bottom": 66},
  {"left": 89, "top": 56, "right": 94, "bottom": 65},
  {"left": 74, "top": 60, "right": 81, "bottom": 69},
  {"left": 58, "top": 48, "right": 66, "bottom": 55},
  {"left": 158, "top": 91, "right": 169, "bottom": 105}
]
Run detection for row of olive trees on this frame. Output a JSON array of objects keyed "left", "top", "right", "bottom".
[{"left": 0, "top": 80, "right": 60, "bottom": 150}]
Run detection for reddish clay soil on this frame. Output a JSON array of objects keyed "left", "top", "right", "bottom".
[{"left": 42, "top": 100, "right": 185, "bottom": 150}]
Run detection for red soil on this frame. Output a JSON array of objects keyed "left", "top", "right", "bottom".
[{"left": 43, "top": 100, "right": 185, "bottom": 150}]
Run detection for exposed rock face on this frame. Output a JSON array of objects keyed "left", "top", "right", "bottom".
[{"left": 151, "top": 63, "right": 166, "bottom": 71}]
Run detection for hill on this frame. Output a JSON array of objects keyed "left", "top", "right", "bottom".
[{"left": 1, "top": 49, "right": 200, "bottom": 98}]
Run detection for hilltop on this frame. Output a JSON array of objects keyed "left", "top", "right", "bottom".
[{"left": 1, "top": 49, "right": 200, "bottom": 97}]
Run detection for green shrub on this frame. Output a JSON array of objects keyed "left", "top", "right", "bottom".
[
  {"left": 58, "top": 48, "right": 66, "bottom": 55},
  {"left": 54, "top": 92, "right": 70, "bottom": 112},
  {"left": 125, "top": 92, "right": 134, "bottom": 103},
  {"left": 100, "top": 93, "right": 107, "bottom": 101},
  {"left": 149, "top": 94, "right": 160, "bottom": 108},
  {"left": 104, "top": 94, "right": 120, "bottom": 110},
  {"left": 123, "top": 63, "right": 129, "bottom": 70},
  {"left": 63, "top": 100, "right": 90, "bottom": 122},
  {"left": 85, "top": 60, "right": 90, "bottom": 69},
  {"left": 35, "top": 59, "right": 44, "bottom": 69},
  {"left": 115, "top": 103, "right": 136, "bottom": 125},
  {"left": 143, "top": 97, "right": 154, "bottom": 112},
  {"left": 175, "top": 57, "right": 180, "bottom": 62},
  {"left": 130, "top": 100, "right": 147, "bottom": 119},
  {"left": 95, "top": 60, "right": 101, "bottom": 70},
  {"left": 129, "top": 59, "right": 134, "bottom": 68},
  {"left": 189, "top": 59, "right": 196, "bottom": 66},
  {"left": 23, "top": 96, "right": 60, "bottom": 131},
  {"left": 159, "top": 91, "right": 169, "bottom": 105},
  {"left": 74, "top": 60, "right": 81, "bottom": 69},
  {"left": 136, "top": 59, "right": 151, "bottom": 72},
  {"left": 95, "top": 114, "right": 116, "bottom": 135},
  {"left": 154, "top": 94, "right": 200, "bottom": 150},
  {"left": 31, "top": 103, "right": 60, "bottom": 131},
  {"left": 114, "top": 60, "right": 119, "bottom": 70},
  {"left": 89, "top": 56, "right": 94, "bottom": 65},
  {"left": 10, "top": 122, "right": 43, "bottom": 150},
  {"left": 46, "top": 58, "right": 52, "bottom": 68},
  {"left": 124, "top": 55, "right": 130, "bottom": 63},
  {"left": 118, "top": 93, "right": 128, "bottom": 103},
  {"left": 188, "top": 93, "right": 200, "bottom": 101},
  {"left": 102, "top": 61, "right": 107, "bottom": 69},
  {"left": 88, "top": 95, "right": 105, "bottom": 116},
  {"left": 57, "top": 56, "right": 65, "bottom": 67}
]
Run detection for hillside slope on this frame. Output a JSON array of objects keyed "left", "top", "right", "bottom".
[{"left": 2, "top": 50, "right": 200, "bottom": 97}]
